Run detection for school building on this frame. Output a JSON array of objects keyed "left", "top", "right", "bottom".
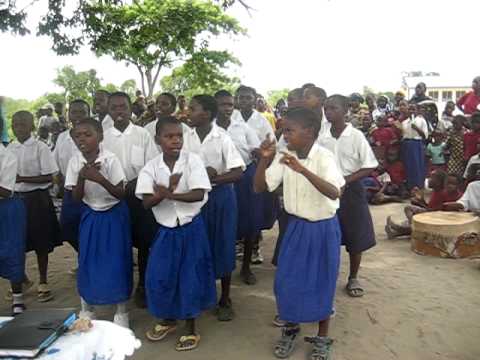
[{"left": 402, "top": 75, "right": 471, "bottom": 109}]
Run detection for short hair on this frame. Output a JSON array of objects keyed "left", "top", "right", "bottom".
[
  {"left": 431, "top": 169, "right": 448, "bottom": 184},
  {"left": 12, "top": 110, "right": 34, "bottom": 123},
  {"left": 158, "top": 92, "right": 177, "bottom": 109},
  {"left": 325, "top": 94, "right": 349, "bottom": 111},
  {"left": 447, "top": 173, "right": 463, "bottom": 186},
  {"left": 156, "top": 115, "right": 182, "bottom": 136},
  {"left": 177, "top": 95, "right": 185, "bottom": 99},
  {"left": 301, "top": 83, "right": 316, "bottom": 90},
  {"left": 288, "top": 88, "right": 304, "bottom": 101},
  {"left": 471, "top": 112, "right": 480, "bottom": 124},
  {"left": 416, "top": 82, "right": 427, "bottom": 89},
  {"left": 453, "top": 114, "right": 466, "bottom": 124},
  {"left": 349, "top": 93, "right": 364, "bottom": 103},
  {"left": 214, "top": 89, "right": 233, "bottom": 99},
  {"left": 69, "top": 99, "right": 91, "bottom": 115},
  {"left": 285, "top": 107, "right": 321, "bottom": 137},
  {"left": 306, "top": 87, "right": 327, "bottom": 102},
  {"left": 192, "top": 94, "right": 218, "bottom": 120},
  {"left": 236, "top": 85, "right": 256, "bottom": 97},
  {"left": 95, "top": 89, "right": 111, "bottom": 97},
  {"left": 108, "top": 91, "right": 132, "bottom": 108},
  {"left": 76, "top": 117, "right": 103, "bottom": 135}
]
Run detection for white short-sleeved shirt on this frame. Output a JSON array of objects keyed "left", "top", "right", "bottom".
[
  {"left": 265, "top": 143, "right": 345, "bottom": 221},
  {"left": 135, "top": 151, "right": 212, "bottom": 228},
  {"left": 144, "top": 120, "right": 191, "bottom": 152},
  {"left": 232, "top": 109, "right": 274, "bottom": 144},
  {"left": 53, "top": 130, "right": 80, "bottom": 176},
  {"left": 457, "top": 180, "right": 480, "bottom": 212},
  {"left": 401, "top": 115, "right": 429, "bottom": 140},
  {"left": 102, "top": 114, "right": 114, "bottom": 132},
  {"left": 65, "top": 149, "right": 126, "bottom": 211},
  {"left": 183, "top": 124, "right": 245, "bottom": 176},
  {"left": 0, "top": 146, "right": 18, "bottom": 198},
  {"left": 214, "top": 119, "right": 260, "bottom": 166},
  {"left": 317, "top": 123, "right": 379, "bottom": 177},
  {"left": 7, "top": 137, "right": 59, "bottom": 192},
  {"left": 464, "top": 155, "right": 480, "bottom": 179},
  {"left": 103, "top": 122, "right": 159, "bottom": 182}
]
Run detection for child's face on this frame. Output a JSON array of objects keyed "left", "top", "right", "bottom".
[
  {"left": 69, "top": 103, "right": 90, "bottom": 126},
  {"left": 156, "top": 95, "right": 174, "bottom": 116},
  {"left": 237, "top": 90, "right": 256, "bottom": 112},
  {"left": 109, "top": 96, "right": 131, "bottom": 124},
  {"left": 376, "top": 117, "right": 387, "bottom": 128},
  {"left": 446, "top": 176, "right": 459, "bottom": 193},
  {"left": 432, "top": 132, "right": 443, "bottom": 143},
  {"left": 94, "top": 92, "right": 109, "bottom": 115},
  {"left": 216, "top": 96, "right": 235, "bottom": 120},
  {"left": 428, "top": 172, "right": 443, "bottom": 190},
  {"left": 445, "top": 103, "right": 455, "bottom": 115},
  {"left": 377, "top": 98, "right": 387, "bottom": 109},
  {"left": 324, "top": 99, "right": 347, "bottom": 124},
  {"left": 12, "top": 116, "right": 33, "bottom": 142},
  {"left": 349, "top": 99, "right": 360, "bottom": 111},
  {"left": 303, "top": 89, "right": 321, "bottom": 109},
  {"left": 178, "top": 96, "right": 186, "bottom": 109},
  {"left": 282, "top": 118, "right": 312, "bottom": 151},
  {"left": 38, "top": 127, "right": 49, "bottom": 139},
  {"left": 362, "top": 113, "right": 373, "bottom": 129},
  {"left": 386, "top": 148, "right": 399, "bottom": 162},
  {"left": 256, "top": 98, "right": 267, "bottom": 112},
  {"left": 156, "top": 122, "right": 183, "bottom": 157},
  {"left": 73, "top": 123, "right": 101, "bottom": 155},
  {"left": 188, "top": 99, "right": 210, "bottom": 127}
]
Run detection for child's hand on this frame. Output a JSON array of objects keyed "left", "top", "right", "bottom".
[
  {"left": 80, "top": 163, "right": 103, "bottom": 183},
  {"left": 153, "top": 183, "right": 171, "bottom": 201},
  {"left": 168, "top": 173, "right": 182, "bottom": 192},
  {"left": 259, "top": 134, "right": 276, "bottom": 160},
  {"left": 280, "top": 152, "right": 304, "bottom": 174},
  {"left": 206, "top": 167, "right": 217, "bottom": 181}
]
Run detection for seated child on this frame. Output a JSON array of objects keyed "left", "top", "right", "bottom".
[
  {"left": 362, "top": 164, "right": 403, "bottom": 205},
  {"left": 385, "top": 170, "right": 463, "bottom": 238},
  {"left": 384, "top": 147, "right": 408, "bottom": 198}
]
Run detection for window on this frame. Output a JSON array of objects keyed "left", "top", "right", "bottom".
[
  {"left": 428, "top": 91, "right": 439, "bottom": 100},
  {"left": 456, "top": 91, "right": 467, "bottom": 100},
  {"left": 442, "top": 91, "right": 453, "bottom": 102}
]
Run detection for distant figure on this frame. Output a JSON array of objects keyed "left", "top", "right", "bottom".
[
  {"left": 256, "top": 96, "right": 277, "bottom": 131},
  {"left": 456, "top": 76, "right": 480, "bottom": 115},
  {"left": 175, "top": 95, "right": 189, "bottom": 124},
  {"left": 409, "top": 82, "right": 432, "bottom": 104},
  {"left": 38, "top": 103, "right": 59, "bottom": 132}
]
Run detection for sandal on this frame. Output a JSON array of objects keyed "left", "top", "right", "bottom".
[
  {"left": 4, "top": 278, "right": 34, "bottom": 301},
  {"left": 273, "top": 326, "right": 300, "bottom": 359},
  {"left": 346, "top": 278, "right": 364, "bottom": 298},
  {"left": 175, "top": 334, "right": 200, "bottom": 351},
  {"left": 37, "top": 284, "right": 54, "bottom": 302},
  {"left": 217, "top": 300, "right": 234, "bottom": 322},
  {"left": 146, "top": 323, "right": 177, "bottom": 341},
  {"left": 304, "top": 336, "right": 334, "bottom": 360}
]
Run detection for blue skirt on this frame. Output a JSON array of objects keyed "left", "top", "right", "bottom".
[
  {"left": 59, "top": 190, "right": 84, "bottom": 248},
  {"left": 146, "top": 216, "right": 216, "bottom": 320},
  {"left": 77, "top": 201, "right": 133, "bottom": 305},
  {"left": 201, "top": 184, "right": 237, "bottom": 279},
  {"left": 0, "top": 198, "right": 26, "bottom": 283},
  {"left": 275, "top": 215, "right": 341, "bottom": 323},
  {"left": 235, "top": 163, "right": 264, "bottom": 239},
  {"left": 401, "top": 139, "right": 426, "bottom": 189}
]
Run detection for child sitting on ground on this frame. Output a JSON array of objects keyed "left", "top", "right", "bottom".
[
  {"left": 384, "top": 147, "right": 409, "bottom": 198},
  {"left": 362, "top": 163, "right": 403, "bottom": 205}
]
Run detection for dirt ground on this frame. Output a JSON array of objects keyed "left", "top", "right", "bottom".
[{"left": 1, "top": 203, "right": 479, "bottom": 360}]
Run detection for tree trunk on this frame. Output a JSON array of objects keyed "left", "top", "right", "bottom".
[{"left": 135, "top": 64, "right": 147, "bottom": 97}]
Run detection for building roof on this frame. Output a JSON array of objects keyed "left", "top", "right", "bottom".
[{"left": 403, "top": 75, "right": 472, "bottom": 89}]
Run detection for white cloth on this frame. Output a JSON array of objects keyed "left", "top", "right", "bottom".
[
  {"left": 377, "top": 172, "right": 391, "bottom": 184},
  {"left": 0, "top": 317, "right": 141, "bottom": 360},
  {"left": 65, "top": 149, "right": 126, "bottom": 211},
  {"left": 317, "top": 123, "right": 378, "bottom": 176},
  {"left": 265, "top": 143, "right": 345, "bottom": 221},
  {"left": 401, "top": 115, "right": 429, "bottom": 140},
  {"left": 144, "top": 120, "right": 191, "bottom": 152},
  {"left": 457, "top": 181, "right": 480, "bottom": 212},
  {"left": 135, "top": 151, "right": 211, "bottom": 228},
  {"left": 0, "top": 146, "right": 18, "bottom": 196},
  {"left": 214, "top": 119, "right": 260, "bottom": 166},
  {"left": 183, "top": 124, "right": 245, "bottom": 175},
  {"left": 102, "top": 114, "right": 114, "bottom": 132},
  {"left": 102, "top": 123, "right": 159, "bottom": 182},
  {"left": 464, "top": 155, "right": 480, "bottom": 178},
  {"left": 232, "top": 109, "right": 274, "bottom": 143},
  {"left": 318, "top": 114, "right": 331, "bottom": 139},
  {"left": 53, "top": 130, "right": 80, "bottom": 176},
  {"left": 7, "top": 137, "right": 58, "bottom": 192}
]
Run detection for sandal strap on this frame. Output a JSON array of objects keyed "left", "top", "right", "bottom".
[
  {"left": 305, "top": 336, "right": 333, "bottom": 358},
  {"left": 178, "top": 335, "right": 199, "bottom": 343},
  {"left": 154, "top": 324, "right": 175, "bottom": 332}
]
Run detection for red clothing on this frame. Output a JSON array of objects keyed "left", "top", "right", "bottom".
[
  {"left": 371, "top": 127, "right": 398, "bottom": 147},
  {"left": 457, "top": 91, "right": 480, "bottom": 115},
  {"left": 463, "top": 131, "right": 480, "bottom": 160},
  {"left": 385, "top": 161, "right": 406, "bottom": 185},
  {"left": 427, "top": 189, "right": 463, "bottom": 210}
]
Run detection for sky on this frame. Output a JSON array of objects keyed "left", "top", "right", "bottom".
[{"left": 1, "top": 0, "right": 478, "bottom": 100}]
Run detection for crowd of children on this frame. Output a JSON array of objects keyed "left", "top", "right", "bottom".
[{"left": 1, "top": 77, "right": 480, "bottom": 360}]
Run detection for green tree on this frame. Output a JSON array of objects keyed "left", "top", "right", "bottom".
[
  {"left": 53, "top": 66, "right": 101, "bottom": 102},
  {"left": 267, "top": 88, "right": 290, "bottom": 107},
  {"left": 120, "top": 79, "right": 138, "bottom": 99},
  {"left": 160, "top": 50, "right": 240, "bottom": 98}
]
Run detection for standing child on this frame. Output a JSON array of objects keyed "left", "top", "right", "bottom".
[
  {"left": 65, "top": 118, "right": 132, "bottom": 327},
  {"left": 8, "top": 111, "right": 61, "bottom": 302},
  {"left": 441, "top": 101, "right": 455, "bottom": 131},
  {"left": 446, "top": 115, "right": 466, "bottom": 176},
  {"left": 463, "top": 113, "right": 480, "bottom": 162},
  {"left": 184, "top": 94, "right": 245, "bottom": 321},
  {"left": 318, "top": 95, "right": 378, "bottom": 298},
  {"left": 0, "top": 145, "right": 27, "bottom": 315},
  {"left": 370, "top": 115, "right": 399, "bottom": 158},
  {"left": 136, "top": 116, "right": 216, "bottom": 351},
  {"left": 102, "top": 92, "right": 158, "bottom": 308},
  {"left": 426, "top": 130, "right": 447, "bottom": 173},
  {"left": 303, "top": 86, "right": 329, "bottom": 137},
  {"left": 254, "top": 107, "right": 344, "bottom": 360},
  {"left": 145, "top": 93, "right": 178, "bottom": 139},
  {"left": 93, "top": 90, "right": 113, "bottom": 131}
]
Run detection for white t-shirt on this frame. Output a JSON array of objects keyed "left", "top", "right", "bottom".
[
  {"left": 317, "top": 123, "right": 378, "bottom": 177},
  {"left": 457, "top": 181, "right": 480, "bottom": 212},
  {"left": 53, "top": 130, "right": 80, "bottom": 176},
  {"left": 265, "top": 143, "right": 345, "bottom": 221},
  {"left": 135, "top": 151, "right": 211, "bottom": 228},
  {"left": 102, "top": 122, "right": 159, "bottom": 182},
  {"left": 101, "top": 114, "right": 114, "bottom": 132},
  {"left": 0, "top": 146, "right": 18, "bottom": 198},
  {"left": 65, "top": 149, "right": 126, "bottom": 211},
  {"left": 183, "top": 124, "right": 245, "bottom": 176},
  {"left": 7, "top": 137, "right": 58, "bottom": 192},
  {"left": 214, "top": 119, "right": 260, "bottom": 166},
  {"left": 232, "top": 109, "right": 274, "bottom": 144},
  {"left": 401, "top": 115, "right": 429, "bottom": 140}
]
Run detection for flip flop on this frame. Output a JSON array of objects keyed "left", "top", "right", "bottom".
[
  {"left": 37, "top": 284, "right": 54, "bottom": 302},
  {"left": 346, "top": 278, "right": 364, "bottom": 298},
  {"left": 146, "top": 323, "right": 177, "bottom": 342},
  {"left": 175, "top": 334, "right": 200, "bottom": 351}
]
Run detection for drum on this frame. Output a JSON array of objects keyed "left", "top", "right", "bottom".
[{"left": 411, "top": 211, "right": 480, "bottom": 258}]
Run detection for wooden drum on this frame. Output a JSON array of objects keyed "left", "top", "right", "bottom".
[{"left": 411, "top": 211, "right": 480, "bottom": 258}]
